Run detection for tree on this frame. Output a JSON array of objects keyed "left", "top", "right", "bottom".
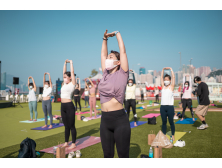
[{"left": 89, "top": 69, "right": 98, "bottom": 78}]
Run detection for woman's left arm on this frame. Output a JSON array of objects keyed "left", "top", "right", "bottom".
[
  {"left": 78, "top": 78, "right": 81, "bottom": 91},
  {"left": 48, "top": 73, "right": 52, "bottom": 88},
  {"left": 170, "top": 68, "right": 175, "bottom": 91},
  {"left": 69, "top": 60, "right": 76, "bottom": 86}
]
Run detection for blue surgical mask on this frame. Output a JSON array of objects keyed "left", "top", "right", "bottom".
[{"left": 197, "top": 83, "right": 199, "bottom": 86}]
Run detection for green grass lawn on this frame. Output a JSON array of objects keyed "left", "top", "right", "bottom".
[{"left": 0, "top": 99, "right": 222, "bottom": 158}]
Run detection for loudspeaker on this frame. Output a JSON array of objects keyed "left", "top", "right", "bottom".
[{"left": 13, "top": 77, "right": 19, "bottom": 85}]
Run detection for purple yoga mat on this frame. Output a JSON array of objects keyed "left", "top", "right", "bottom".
[
  {"left": 39, "top": 136, "right": 101, "bottom": 154},
  {"left": 85, "top": 115, "right": 101, "bottom": 120},
  {"left": 31, "top": 123, "right": 64, "bottom": 130},
  {"left": 142, "top": 113, "right": 160, "bottom": 118}
]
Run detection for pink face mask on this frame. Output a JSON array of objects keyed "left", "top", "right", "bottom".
[
  {"left": 64, "top": 78, "right": 70, "bottom": 84},
  {"left": 105, "top": 59, "right": 118, "bottom": 70}
]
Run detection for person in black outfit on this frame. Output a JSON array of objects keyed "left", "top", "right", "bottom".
[
  {"left": 194, "top": 76, "right": 210, "bottom": 130},
  {"left": 73, "top": 78, "right": 81, "bottom": 113},
  {"left": 140, "top": 87, "right": 144, "bottom": 102}
]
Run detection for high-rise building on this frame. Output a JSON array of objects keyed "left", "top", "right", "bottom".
[
  {"left": 194, "top": 68, "right": 200, "bottom": 76},
  {"left": 178, "top": 71, "right": 183, "bottom": 85},
  {"left": 213, "top": 67, "right": 217, "bottom": 71},
  {"left": 139, "top": 67, "right": 146, "bottom": 75},
  {"left": 201, "top": 73, "right": 206, "bottom": 82},
  {"left": 148, "top": 70, "right": 154, "bottom": 76},
  {"left": 155, "top": 76, "right": 161, "bottom": 86},
  {"left": 199, "top": 66, "right": 211, "bottom": 76},
  {"left": 175, "top": 72, "right": 178, "bottom": 86},
  {"left": 1, "top": 72, "right": 6, "bottom": 90},
  {"left": 153, "top": 70, "right": 157, "bottom": 77},
  {"left": 146, "top": 73, "right": 153, "bottom": 85}
]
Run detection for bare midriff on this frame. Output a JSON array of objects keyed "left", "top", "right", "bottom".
[
  {"left": 74, "top": 94, "right": 79, "bottom": 97},
  {"left": 89, "top": 93, "right": 96, "bottom": 97},
  {"left": 61, "top": 98, "right": 72, "bottom": 103},
  {"left": 43, "top": 97, "right": 50, "bottom": 101},
  {"left": 101, "top": 98, "right": 123, "bottom": 112}
]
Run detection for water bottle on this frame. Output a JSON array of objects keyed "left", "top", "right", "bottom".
[
  {"left": 149, "top": 147, "right": 153, "bottom": 158},
  {"left": 170, "top": 136, "right": 173, "bottom": 144},
  {"left": 53, "top": 146, "right": 58, "bottom": 158}
]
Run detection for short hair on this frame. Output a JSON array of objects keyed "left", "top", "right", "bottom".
[
  {"left": 194, "top": 76, "right": 201, "bottom": 83},
  {"left": 64, "top": 71, "right": 71, "bottom": 77},
  {"left": 164, "top": 74, "right": 171, "bottom": 80},
  {"left": 45, "top": 81, "right": 50, "bottom": 85},
  {"left": 29, "top": 83, "right": 34, "bottom": 87}
]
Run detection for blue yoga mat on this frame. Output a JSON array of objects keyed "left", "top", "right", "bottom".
[
  {"left": 130, "top": 121, "right": 147, "bottom": 128},
  {"left": 175, "top": 118, "right": 197, "bottom": 124},
  {"left": 31, "top": 123, "right": 64, "bottom": 130},
  {"left": 136, "top": 107, "right": 144, "bottom": 109},
  {"left": 20, "top": 117, "right": 50, "bottom": 123}
]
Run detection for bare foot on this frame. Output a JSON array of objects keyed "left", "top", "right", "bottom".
[
  {"left": 180, "top": 118, "right": 184, "bottom": 121},
  {"left": 33, "top": 119, "right": 37, "bottom": 121},
  {"left": 48, "top": 125, "right": 53, "bottom": 129},
  {"left": 193, "top": 118, "right": 195, "bottom": 121},
  {"left": 62, "top": 142, "right": 69, "bottom": 148},
  {"left": 29, "top": 119, "right": 33, "bottom": 121},
  {"left": 134, "top": 122, "right": 137, "bottom": 127},
  {"left": 172, "top": 135, "right": 175, "bottom": 141},
  {"left": 42, "top": 125, "right": 47, "bottom": 128},
  {"left": 68, "top": 143, "right": 76, "bottom": 150}
]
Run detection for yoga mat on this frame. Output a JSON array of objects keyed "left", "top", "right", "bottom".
[
  {"left": 31, "top": 123, "right": 64, "bottom": 130},
  {"left": 39, "top": 136, "right": 101, "bottom": 154},
  {"left": 75, "top": 111, "right": 90, "bottom": 115},
  {"left": 130, "top": 121, "right": 147, "bottom": 128},
  {"left": 20, "top": 117, "right": 50, "bottom": 123},
  {"left": 136, "top": 107, "right": 144, "bottom": 109},
  {"left": 175, "top": 118, "right": 197, "bottom": 124},
  {"left": 85, "top": 115, "right": 101, "bottom": 120},
  {"left": 166, "top": 131, "right": 187, "bottom": 144},
  {"left": 142, "top": 113, "right": 160, "bottom": 118}
]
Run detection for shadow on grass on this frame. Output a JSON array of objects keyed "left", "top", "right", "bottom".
[
  {"left": 129, "top": 143, "right": 141, "bottom": 158},
  {"left": 77, "top": 128, "right": 100, "bottom": 140},
  {"left": 192, "top": 120, "right": 202, "bottom": 127}
]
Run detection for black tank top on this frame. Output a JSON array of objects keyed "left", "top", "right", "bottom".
[{"left": 74, "top": 89, "right": 80, "bottom": 95}]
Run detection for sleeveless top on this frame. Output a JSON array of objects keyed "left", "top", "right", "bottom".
[
  {"left": 42, "top": 87, "right": 52, "bottom": 97},
  {"left": 125, "top": 85, "right": 136, "bottom": 100},
  {"left": 61, "top": 82, "right": 75, "bottom": 100},
  {"left": 28, "top": 89, "right": 36, "bottom": 102},
  {"left": 89, "top": 86, "right": 96, "bottom": 95},
  {"left": 161, "top": 85, "right": 174, "bottom": 105},
  {"left": 98, "top": 67, "right": 129, "bottom": 104},
  {"left": 84, "top": 90, "right": 89, "bottom": 96},
  {"left": 182, "top": 87, "right": 192, "bottom": 99},
  {"left": 73, "top": 89, "right": 80, "bottom": 95}
]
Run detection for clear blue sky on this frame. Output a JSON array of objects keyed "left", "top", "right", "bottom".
[{"left": 1, "top": 10, "right": 222, "bottom": 86}]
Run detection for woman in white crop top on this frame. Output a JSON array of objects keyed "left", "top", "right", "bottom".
[
  {"left": 42, "top": 72, "right": 53, "bottom": 129},
  {"left": 160, "top": 67, "right": 175, "bottom": 141},
  {"left": 181, "top": 74, "right": 194, "bottom": 121},
  {"left": 60, "top": 59, "right": 77, "bottom": 150},
  {"left": 28, "top": 76, "right": 38, "bottom": 121}
]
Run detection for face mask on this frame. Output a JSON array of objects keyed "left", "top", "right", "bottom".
[
  {"left": 105, "top": 59, "right": 118, "bottom": 70},
  {"left": 64, "top": 78, "right": 69, "bottom": 84},
  {"left": 164, "top": 81, "right": 170, "bottom": 86},
  {"left": 197, "top": 83, "right": 199, "bottom": 86},
  {"left": 128, "top": 83, "right": 133, "bottom": 86},
  {"left": 45, "top": 85, "right": 49, "bottom": 88},
  {"left": 185, "top": 85, "right": 188, "bottom": 88},
  {"left": 89, "top": 85, "right": 91, "bottom": 88},
  {"left": 29, "top": 86, "right": 33, "bottom": 89}
]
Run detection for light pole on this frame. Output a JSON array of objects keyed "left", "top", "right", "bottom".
[
  {"left": 190, "top": 58, "right": 193, "bottom": 65},
  {"left": 178, "top": 52, "right": 181, "bottom": 71}
]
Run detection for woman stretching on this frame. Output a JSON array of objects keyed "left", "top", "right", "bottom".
[
  {"left": 160, "top": 67, "right": 175, "bottom": 141},
  {"left": 84, "top": 82, "right": 89, "bottom": 108},
  {"left": 140, "top": 87, "right": 144, "bottom": 102},
  {"left": 42, "top": 72, "right": 53, "bottom": 128},
  {"left": 28, "top": 76, "right": 38, "bottom": 121},
  {"left": 98, "top": 29, "right": 131, "bottom": 158},
  {"left": 125, "top": 79, "right": 137, "bottom": 126},
  {"left": 154, "top": 86, "right": 159, "bottom": 103},
  {"left": 85, "top": 78, "right": 98, "bottom": 118},
  {"left": 181, "top": 74, "right": 195, "bottom": 121},
  {"left": 73, "top": 78, "right": 81, "bottom": 113},
  {"left": 61, "top": 59, "right": 76, "bottom": 149}
]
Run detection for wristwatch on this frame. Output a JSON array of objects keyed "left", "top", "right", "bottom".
[{"left": 115, "top": 31, "right": 120, "bottom": 35}]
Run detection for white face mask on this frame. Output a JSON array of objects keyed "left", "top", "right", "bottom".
[
  {"left": 105, "top": 59, "right": 118, "bottom": 70},
  {"left": 185, "top": 85, "right": 188, "bottom": 88},
  {"left": 45, "top": 85, "right": 49, "bottom": 88},
  {"left": 164, "top": 81, "right": 170, "bottom": 86},
  {"left": 128, "top": 83, "right": 133, "bottom": 86},
  {"left": 89, "top": 85, "right": 91, "bottom": 88},
  {"left": 29, "top": 86, "right": 33, "bottom": 89}
]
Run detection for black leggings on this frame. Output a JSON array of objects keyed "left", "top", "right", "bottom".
[
  {"left": 100, "top": 109, "right": 131, "bottom": 158},
  {"left": 182, "top": 99, "right": 194, "bottom": 118},
  {"left": 74, "top": 96, "right": 81, "bottom": 111},
  {"left": 61, "top": 102, "right": 76, "bottom": 143},
  {"left": 125, "top": 99, "right": 137, "bottom": 122},
  {"left": 141, "top": 94, "right": 144, "bottom": 102},
  {"left": 155, "top": 95, "right": 159, "bottom": 103}
]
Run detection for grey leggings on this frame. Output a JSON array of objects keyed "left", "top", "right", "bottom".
[{"left": 42, "top": 99, "right": 53, "bottom": 125}]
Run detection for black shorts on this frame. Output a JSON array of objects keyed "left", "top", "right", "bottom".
[{"left": 182, "top": 99, "right": 192, "bottom": 109}]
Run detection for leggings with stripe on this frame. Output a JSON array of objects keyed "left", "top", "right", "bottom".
[
  {"left": 29, "top": 101, "right": 38, "bottom": 120},
  {"left": 42, "top": 99, "right": 53, "bottom": 125}
]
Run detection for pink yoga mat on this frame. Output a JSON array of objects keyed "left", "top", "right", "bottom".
[
  {"left": 85, "top": 115, "right": 101, "bottom": 120},
  {"left": 142, "top": 113, "right": 160, "bottom": 118},
  {"left": 75, "top": 111, "right": 90, "bottom": 115},
  {"left": 39, "top": 136, "right": 101, "bottom": 154}
]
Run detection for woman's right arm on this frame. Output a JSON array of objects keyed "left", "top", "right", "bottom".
[
  {"left": 28, "top": 77, "right": 30, "bottom": 90},
  {"left": 63, "top": 59, "right": 68, "bottom": 75},
  {"left": 87, "top": 78, "right": 94, "bottom": 87},
  {"left": 43, "top": 73, "right": 46, "bottom": 87},
  {"left": 101, "top": 30, "right": 108, "bottom": 72},
  {"left": 85, "top": 79, "right": 89, "bottom": 90},
  {"left": 161, "top": 68, "right": 164, "bottom": 87}
]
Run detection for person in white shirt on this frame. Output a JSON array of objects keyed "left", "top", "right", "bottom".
[
  {"left": 160, "top": 67, "right": 175, "bottom": 141},
  {"left": 28, "top": 76, "right": 38, "bottom": 121},
  {"left": 84, "top": 80, "right": 90, "bottom": 108},
  {"left": 61, "top": 59, "right": 77, "bottom": 150},
  {"left": 42, "top": 72, "right": 53, "bottom": 128},
  {"left": 125, "top": 79, "right": 137, "bottom": 126}
]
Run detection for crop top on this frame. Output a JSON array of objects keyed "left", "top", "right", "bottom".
[
  {"left": 42, "top": 87, "right": 52, "bottom": 97},
  {"left": 89, "top": 86, "right": 96, "bottom": 95},
  {"left": 61, "top": 82, "right": 75, "bottom": 100},
  {"left": 125, "top": 84, "right": 136, "bottom": 100},
  {"left": 73, "top": 89, "right": 80, "bottom": 95},
  {"left": 98, "top": 67, "right": 129, "bottom": 104}
]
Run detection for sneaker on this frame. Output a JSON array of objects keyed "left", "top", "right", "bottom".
[
  {"left": 174, "top": 116, "right": 178, "bottom": 119},
  {"left": 76, "top": 150, "right": 81, "bottom": 158},
  {"left": 174, "top": 140, "right": 185, "bottom": 147},
  {"left": 204, "top": 124, "right": 209, "bottom": 128},
  {"left": 197, "top": 124, "right": 206, "bottom": 130},
  {"left": 83, "top": 118, "right": 88, "bottom": 122},
  {"left": 68, "top": 152, "right": 75, "bottom": 158}
]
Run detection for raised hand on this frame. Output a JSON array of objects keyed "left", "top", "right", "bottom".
[
  {"left": 65, "top": 59, "right": 69, "bottom": 63},
  {"left": 69, "top": 60, "right": 73, "bottom": 64}
]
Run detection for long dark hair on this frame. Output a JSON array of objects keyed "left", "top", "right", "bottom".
[
  {"left": 64, "top": 71, "right": 71, "bottom": 77},
  {"left": 110, "top": 50, "right": 120, "bottom": 70},
  {"left": 164, "top": 74, "right": 171, "bottom": 80},
  {"left": 183, "top": 81, "right": 190, "bottom": 93}
]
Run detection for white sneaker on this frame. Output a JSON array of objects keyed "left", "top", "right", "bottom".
[
  {"left": 174, "top": 116, "right": 179, "bottom": 119},
  {"left": 205, "top": 124, "right": 209, "bottom": 128},
  {"left": 76, "top": 150, "right": 81, "bottom": 158},
  {"left": 83, "top": 118, "right": 88, "bottom": 122},
  {"left": 68, "top": 152, "right": 75, "bottom": 158},
  {"left": 174, "top": 140, "right": 185, "bottom": 147},
  {"left": 197, "top": 124, "right": 206, "bottom": 130}
]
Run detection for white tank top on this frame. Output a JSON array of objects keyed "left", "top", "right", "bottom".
[
  {"left": 28, "top": 89, "right": 36, "bottom": 102},
  {"left": 84, "top": 90, "right": 89, "bottom": 96},
  {"left": 161, "top": 85, "right": 174, "bottom": 105},
  {"left": 61, "top": 82, "right": 75, "bottom": 100},
  {"left": 42, "top": 87, "right": 52, "bottom": 97},
  {"left": 125, "top": 85, "right": 136, "bottom": 100}
]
